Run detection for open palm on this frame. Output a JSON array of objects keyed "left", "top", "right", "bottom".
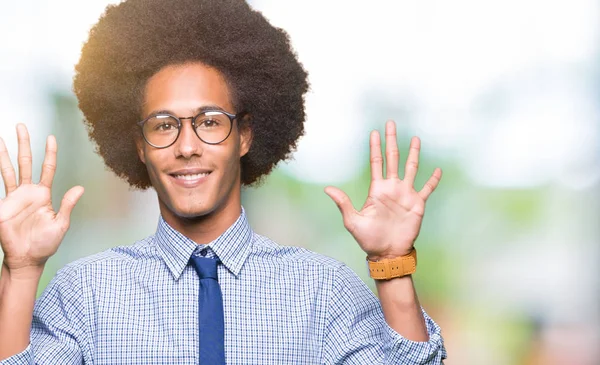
[
  {"left": 325, "top": 121, "right": 441, "bottom": 260},
  {"left": 0, "top": 124, "right": 84, "bottom": 271}
]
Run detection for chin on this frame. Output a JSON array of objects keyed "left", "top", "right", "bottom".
[
  {"left": 156, "top": 179, "right": 234, "bottom": 221},
  {"left": 166, "top": 198, "right": 221, "bottom": 220},
  {"left": 172, "top": 205, "right": 213, "bottom": 220}
]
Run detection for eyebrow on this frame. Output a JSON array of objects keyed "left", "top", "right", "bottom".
[{"left": 145, "top": 105, "right": 228, "bottom": 118}]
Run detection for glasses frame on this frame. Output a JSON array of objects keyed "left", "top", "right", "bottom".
[{"left": 137, "top": 109, "right": 243, "bottom": 149}]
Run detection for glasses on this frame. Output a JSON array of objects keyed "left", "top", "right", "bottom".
[{"left": 137, "top": 110, "right": 243, "bottom": 149}]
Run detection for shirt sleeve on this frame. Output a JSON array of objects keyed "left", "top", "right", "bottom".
[
  {"left": 0, "top": 266, "right": 89, "bottom": 365},
  {"left": 321, "top": 264, "right": 447, "bottom": 365}
]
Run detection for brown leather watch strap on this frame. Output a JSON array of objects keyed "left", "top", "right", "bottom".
[{"left": 367, "top": 248, "right": 417, "bottom": 280}]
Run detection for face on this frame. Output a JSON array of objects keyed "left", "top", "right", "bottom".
[{"left": 136, "top": 62, "right": 251, "bottom": 221}]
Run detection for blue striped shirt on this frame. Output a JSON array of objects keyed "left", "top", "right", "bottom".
[{"left": 2, "top": 208, "right": 446, "bottom": 364}]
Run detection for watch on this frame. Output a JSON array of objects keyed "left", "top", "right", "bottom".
[{"left": 367, "top": 248, "right": 417, "bottom": 280}]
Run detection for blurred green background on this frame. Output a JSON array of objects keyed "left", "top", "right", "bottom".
[{"left": 1, "top": 0, "right": 599, "bottom": 364}]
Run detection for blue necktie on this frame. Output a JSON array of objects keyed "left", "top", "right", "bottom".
[{"left": 190, "top": 255, "right": 226, "bottom": 364}]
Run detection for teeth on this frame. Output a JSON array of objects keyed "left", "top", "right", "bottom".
[{"left": 174, "top": 173, "right": 209, "bottom": 180}]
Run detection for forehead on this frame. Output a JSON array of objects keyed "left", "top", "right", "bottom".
[{"left": 142, "top": 62, "right": 233, "bottom": 116}]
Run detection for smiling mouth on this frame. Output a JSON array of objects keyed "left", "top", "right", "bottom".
[{"left": 172, "top": 172, "right": 211, "bottom": 181}]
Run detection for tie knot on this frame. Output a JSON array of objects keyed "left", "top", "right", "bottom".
[{"left": 190, "top": 255, "right": 219, "bottom": 280}]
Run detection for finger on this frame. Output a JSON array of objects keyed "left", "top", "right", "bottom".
[
  {"left": 419, "top": 168, "right": 442, "bottom": 200},
  {"left": 56, "top": 186, "right": 85, "bottom": 229},
  {"left": 403, "top": 136, "right": 421, "bottom": 185},
  {"left": 324, "top": 186, "right": 356, "bottom": 229},
  {"left": 385, "top": 121, "right": 399, "bottom": 179},
  {"left": 40, "top": 135, "right": 58, "bottom": 189},
  {"left": 0, "top": 137, "right": 17, "bottom": 195},
  {"left": 370, "top": 130, "right": 383, "bottom": 181},
  {"left": 16, "top": 124, "right": 33, "bottom": 185}
]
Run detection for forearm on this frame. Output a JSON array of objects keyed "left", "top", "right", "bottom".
[
  {"left": 0, "top": 262, "right": 42, "bottom": 360},
  {"left": 375, "top": 275, "right": 428, "bottom": 342}
]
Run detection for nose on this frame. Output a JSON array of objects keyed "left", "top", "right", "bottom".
[{"left": 174, "top": 118, "right": 203, "bottom": 158}]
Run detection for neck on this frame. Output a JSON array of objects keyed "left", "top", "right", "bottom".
[{"left": 159, "top": 199, "right": 242, "bottom": 245}]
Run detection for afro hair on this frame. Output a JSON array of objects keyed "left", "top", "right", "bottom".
[{"left": 73, "top": 0, "right": 309, "bottom": 189}]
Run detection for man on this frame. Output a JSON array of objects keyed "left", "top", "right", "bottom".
[{"left": 0, "top": 0, "right": 446, "bottom": 363}]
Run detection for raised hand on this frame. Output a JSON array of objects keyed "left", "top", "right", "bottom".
[
  {"left": 0, "top": 124, "right": 84, "bottom": 272},
  {"left": 325, "top": 121, "right": 441, "bottom": 261}
]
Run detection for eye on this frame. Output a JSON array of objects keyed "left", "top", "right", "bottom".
[
  {"left": 205, "top": 119, "right": 219, "bottom": 127},
  {"left": 155, "top": 122, "right": 177, "bottom": 131},
  {"left": 197, "top": 118, "right": 222, "bottom": 128},
  {"left": 149, "top": 115, "right": 179, "bottom": 132}
]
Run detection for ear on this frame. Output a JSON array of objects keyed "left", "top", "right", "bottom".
[
  {"left": 238, "top": 116, "right": 253, "bottom": 158},
  {"left": 135, "top": 134, "right": 147, "bottom": 164}
]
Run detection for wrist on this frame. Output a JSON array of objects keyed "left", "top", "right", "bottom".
[
  {"left": 367, "top": 252, "right": 410, "bottom": 261},
  {"left": 366, "top": 245, "right": 414, "bottom": 262},
  {"left": 367, "top": 248, "right": 417, "bottom": 280},
  {"left": 1, "top": 261, "right": 45, "bottom": 282}
]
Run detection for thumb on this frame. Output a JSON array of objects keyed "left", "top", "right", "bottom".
[
  {"left": 324, "top": 186, "right": 356, "bottom": 228},
  {"left": 57, "top": 186, "right": 85, "bottom": 228}
]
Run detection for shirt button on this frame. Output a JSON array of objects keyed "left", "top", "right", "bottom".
[{"left": 199, "top": 248, "right": 207, "bottom": 257}]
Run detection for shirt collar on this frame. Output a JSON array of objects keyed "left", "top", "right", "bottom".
[{"left": 154, "top": 207, "right": 254, "bottom": 280}]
